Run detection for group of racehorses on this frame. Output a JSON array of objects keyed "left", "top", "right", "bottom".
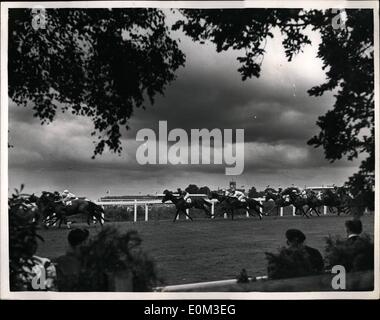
[
  {"left": 15, "top": 186, "right": 357, "bottom": 228},
  {"left": 263, "top": 187, "right": 353, "bottom": 218},
  {"left": 17, "top": 191, "right": 105, "bottom": 228},
  {"left": 162, "top": 186, "right": 356, "bottom": 221}
]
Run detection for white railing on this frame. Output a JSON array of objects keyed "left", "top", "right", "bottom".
[{"left": 96, "top": 194, "right": 330, "bottom": 222}]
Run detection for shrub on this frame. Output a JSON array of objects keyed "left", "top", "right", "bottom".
[
  {"left": 265, "top": 247, "right": 318, "bottom": 280},
  {"left": 324, "top": 234, "right": 374, "bottom": 272},
  {"left": 8, "top": 186, "right": 44, "bottom": 290},
  {"left": 77, "top": 226, "right": 160, "bottom": 291}
]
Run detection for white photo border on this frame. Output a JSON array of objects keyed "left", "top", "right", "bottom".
[{"left": 1, "top": 0, "right": 379, "bottom": 300}]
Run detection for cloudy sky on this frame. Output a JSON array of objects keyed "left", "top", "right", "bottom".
[{"left": 8, "top": 9, "right": 361, "bottom": 200}]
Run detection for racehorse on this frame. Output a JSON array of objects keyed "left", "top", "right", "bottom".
[
  {"left": 161, "top": 190, "right": 213, "bottom": 222},
  {"left": 264, "top": 188, "right": 291, "bottom": 217},
  {"left": 33, "top": 192, "right": 106, "bottom": 227},
  {"left": 321, "top": 188, "right": 351, "bottom": 215},
  {"left": 282, "top": 188, "right": 310, "bottom": 218},
  {"left": 304, "top": 190, "right": 323, "bottom": 216},
  {"left": 208, "top": 191, "right": 263, "bottom": 220}
]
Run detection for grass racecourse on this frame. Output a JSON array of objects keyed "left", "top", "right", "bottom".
[{"left": 36, "top": 214, "right": 375, "bottom": 286}]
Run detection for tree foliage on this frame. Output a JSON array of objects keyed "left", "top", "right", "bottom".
[
  {"left": 185, "top": 184, "right": 200, "bottom": 194},
  {"left": 173, "top": 8, "right": 374, "bottom": 200},
  {"left": 9, "top": 8, "right": 375, "bottom": 202},
  {"left": 9, "top": 185, "right": 44, "bottom": 290},
  {"left": 9, "top": 8, "right": 185, "bottom": 156}
]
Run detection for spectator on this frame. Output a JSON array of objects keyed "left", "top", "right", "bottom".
[
  {"left": 53, "top": 228, "right": 89, "bottom": 291},
  {"left": 266, "top": 229, "right": 324, "bottom": 279},
  {"left": 285, "top": 229, "right": 324, "bottom": 274},
  {"left": 345, "top": 219, "right": 363, "bottom": 244},
  {"left": 324, "top": 219, "right": 373, "bottom": 272}
]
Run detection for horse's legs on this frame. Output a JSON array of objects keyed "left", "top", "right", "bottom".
[
  {"left": 202, "top": 204, "right": 212, "bottom": 218},
  {"left": 184, "top": 208, "right": 193, "bottom": 221},
  {"left": 173, "top": 208, "right": 180, "bottom": 222},
  {"left": 255, "top": 207, "right": 263, "bottom": 220}
]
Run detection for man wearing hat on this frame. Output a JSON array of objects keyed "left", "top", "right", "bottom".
[
  {"left": 285, "top": 229, "right": 324, "bottom": 273},
  {"left": 345, "top": 219, "right": 363, "bottom": 244},
  {"left": 54, "top": 228, "right": 90, "bottom": 291}
]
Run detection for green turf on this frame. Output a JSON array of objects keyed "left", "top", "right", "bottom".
[{"left": 36, "top": 214, "right": 375, "bottom": 286}]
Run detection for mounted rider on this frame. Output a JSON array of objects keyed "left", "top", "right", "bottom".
[
  {"left": 223, "top": 188, "right": 233, "bottom": 197},
  {"left": 177, "top": 188, "right": 192, "bottom": 204},
  {"left": 59, "top": 189, "right": 76, "bottom": 206},
  {"left": 230, "top": 186, "right": 247, "bottom": 202}
]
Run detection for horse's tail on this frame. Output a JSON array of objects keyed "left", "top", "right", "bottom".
[{"left": 88, "top": 201, "right": 110, "bottom": 222}]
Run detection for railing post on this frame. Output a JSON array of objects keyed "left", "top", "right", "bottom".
[
  {"left": 324, "top": 206, "right": 327, "bottom": 215},
  {"left": 134, "top": 200, "right": 137, "bottom": 222},
  {"left": 211, "top": 202, "right": 215, "bottom": 216},
  {"left": 292, "top": 205, "right": 296, "bottom": 216},
  {"left": 246, "top": 210, "right": 249, "bottom": 218},
  {"left": 280, "top": 207, "right": 284, "bottom": 217},
  {"left": 224, "top": 212, "right": 227, "bottom": 219},
  {"left": 259, "top": 201, "right": 263, "bottom": 214},
  {"left": 145, "top": 204, "right": 149, "bottom": 221}
]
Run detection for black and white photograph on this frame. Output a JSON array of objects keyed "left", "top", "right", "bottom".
[{"left": 0, "top": 0, "right": 379, "bottom": 299}]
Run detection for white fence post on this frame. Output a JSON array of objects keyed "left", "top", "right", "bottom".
[
  {"left": 259, "top": 201, "right": 263, "bottom": 214},
  {"left": 246, "top": 210, "right": 249, "bottom": 218},
  {"left": 145, "top": 204, "right": 149, "bottom": 221},
  {"left": 224, "top": 212, "right": 227, "bottom": 219},
  {"left": 185, "top": 209, "right": 189, "bottom": 220},
  {"left": 134, "top": 200, "right": 137, "bottom": 222},
  {"left": 292, "top": 205, "right": 296, "bottom": 216},
  {"left": 323, "top": 206, "right": 327, "bottom": 215},
  {"left": 280, "top": 207, "right": 284, "bottom": 217},
  {"left": 211, "top": 202, "right": 215, "bottom": 216}
]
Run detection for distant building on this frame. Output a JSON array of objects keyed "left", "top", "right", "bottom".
[
  {"left": 99, "top": 194, "right": 159, "bottom": 202},
  {"left": 305, "top": 185, "right": 336, "bottom": 193}
]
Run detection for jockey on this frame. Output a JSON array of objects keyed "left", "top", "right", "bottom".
[
  {"left": 60, "top": 189, "right": 76, "bottom": 205},
  {"left": 231, "top": 188, "right": 247, "bottom": 202},
  {"left": 300, "top": 189, "right": 308, "bottom": 199},
  {"left": 223, "top": 188, "right": 233, "bottom": 197},
  {"left": 177, "top": 188, "right": 191, "bottom": 204}
]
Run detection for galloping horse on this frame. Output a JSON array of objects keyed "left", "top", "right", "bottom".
[
  {"left": 321, "top": 188, "right": 351, "bottom": 215},
  {"left": 304, "top": 190, "right": 323, "bottom": 216},
  {"left": 208, "top": 191, "right": 263, "bottom": 220},
  {"left": 282, "top": 188, "right": 309, "bottom": 218},
  {"left": 34, "top": 192, "right": 106, "bottom": 227},
  {"left": 264, "top": 188, "right": 291, "bottom": 217},
  {"left": 161, "top": 190, "right": 213, "bottom": 222}
]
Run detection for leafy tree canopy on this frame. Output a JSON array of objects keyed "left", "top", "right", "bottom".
[
  {"left": 9, "top": 8, "right": 185, "bottom": 157},
  {"left": 173, "top": 8, "right": 374, "bottom": 196},
  {"left": 9, "top": 8, "right": 375, "bottom": 201}
]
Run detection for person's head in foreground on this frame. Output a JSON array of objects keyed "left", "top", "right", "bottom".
[
  {"left": 68, "top": 228, "right": 89, "bottom": 254},
  {"left": 285, "top": 229, "right": 306, "bottom": 248},
  {"left": 345, "top": 219, "right": 362, "bottom": 239}
]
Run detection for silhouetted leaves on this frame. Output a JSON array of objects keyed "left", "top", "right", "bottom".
[
  {"left": 9, "top": 8, "right": 185, "bottom": 156},
  {"left": 175, "top": 9, "right": 374, "bottom": 202}
]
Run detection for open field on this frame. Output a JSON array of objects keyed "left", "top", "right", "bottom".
[{"left": 36, "top": 214, "right": 375, "bottom": 286}]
